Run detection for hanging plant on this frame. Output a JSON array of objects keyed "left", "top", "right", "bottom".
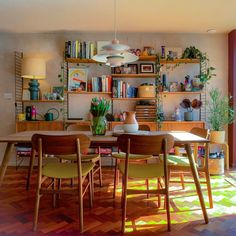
[{"left": 181, "top": 46, "right": 216, "bottom": 84}]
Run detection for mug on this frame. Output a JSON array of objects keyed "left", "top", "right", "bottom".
[{"left": 18, "top": 113, "right": 26, "bottom": 121}]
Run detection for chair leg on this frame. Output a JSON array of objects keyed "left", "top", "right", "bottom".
[
  {"left": 113, "top": 158, "right": 118, "bottom": 199},
  {"left": 78, "top": 178, "right": 84, "bottom": 233},
  {"left": 52, "top": 178, "right": 57, "bottom": 208},
  {"left": 157, "top": 178, "right": 161, "bottom": 208},
  {"left": 88, "top": 172, "right": 93, "bottom": 208},
  {"left": 180, "top": 173, "right": 185, "bottom": 190},
  {"left": 98, "top": 159, "right": 103, "bottom": 187},
  {"left": 27, "top": 151, "right": 35, "bottom": 190},
  {"left": 121, "top": 176, "right": 128, "bottom": 233},
  {"left": 33, "top": 190, "right": 41, "bottom": 231},
  {"left": 204, "top": 169, "right": 213, "bottom": 208},
  {"left": 165, "top": 191, "right": 171, "bottom": 232}
]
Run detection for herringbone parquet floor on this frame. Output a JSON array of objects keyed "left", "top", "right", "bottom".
[{"left": 0, "top": 166, "right": 236, "bottom": 236}]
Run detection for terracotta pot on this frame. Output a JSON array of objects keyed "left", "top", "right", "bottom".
[
  {"left": 123, "top": 111, "right": 139, "bottom": 133},
  {"left": 210, "top": 130, "right": 225, "bottom": 143}
]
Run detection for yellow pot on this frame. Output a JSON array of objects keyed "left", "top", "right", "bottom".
[{"left": 210, "top": 130, "right": 225, "bottom": 143}]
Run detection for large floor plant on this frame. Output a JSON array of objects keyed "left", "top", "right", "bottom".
[{"left": 208, "top": 88, "right": 235, "bottom": 142}]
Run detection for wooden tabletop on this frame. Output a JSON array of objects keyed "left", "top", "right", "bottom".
[{"left": 0, "top": 130, "right": 209, "bottom": 145}]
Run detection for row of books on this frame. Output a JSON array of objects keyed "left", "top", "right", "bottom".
[
  {"left": 65, "top": 41, "right": 95, "bottom": 59},
  {"left": 112, "top": 80, "right": 138, "bottom": 98},
  {"left": 91, "top": 76, "right": 112, "bottom": 92}
]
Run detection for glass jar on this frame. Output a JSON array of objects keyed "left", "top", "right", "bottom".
[{"left": 92, "top": 116, "right": 107, "bottom": 136}]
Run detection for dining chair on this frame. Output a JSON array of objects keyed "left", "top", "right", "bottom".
[
  {"left": 31, "top": 134, "right": 94, "bottom": 233},
  {"left": 58, "top": 124, "right": 102, "bottom": 195},
  {"left": 168, "top": 127, "right": 213, "bottom": 208},
  {"left": 112, "top": 125, "right": 151, "bottom": 199},
  {"left": 117, "top": 134, "right": 174, "bottom": 232}
]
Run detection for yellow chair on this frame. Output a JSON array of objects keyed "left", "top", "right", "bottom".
[
  {"left": 168, "top": 127, "right": 213, "bottom": 208},
  {"left": 117, "top": 134, "right": 174, "bottom": 232},
  {"left": 32, "top": 134, "right": 94, "bottom": 233}
]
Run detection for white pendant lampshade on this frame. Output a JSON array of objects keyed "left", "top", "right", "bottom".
[{"left": 92, "top": 0, "right": 138, "bottom": 66}]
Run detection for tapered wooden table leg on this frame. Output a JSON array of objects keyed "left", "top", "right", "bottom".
[
  {"left": 185, "top": 143, "right": 209, "bottom": 224},
  {"left": 0, "top": 143, "right": 14, "bottom": 186}
]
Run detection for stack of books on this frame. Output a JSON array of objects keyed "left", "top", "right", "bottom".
[
  {"left": 65, "top": 41, "right": 95, "bottom": 59},
  {"left": 112, "top": 80, "right": 137, "bottom": 98},
  {"left": 91, "top": 75, "right": 112, "bottom": 92}
]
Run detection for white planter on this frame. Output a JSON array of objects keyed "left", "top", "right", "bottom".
[{"left": 210, "top": 130, "right": 225, "bottom": 143}]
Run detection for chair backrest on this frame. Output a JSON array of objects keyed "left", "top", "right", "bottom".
[
  {"left": 31, "top": 134, "right": 90, "bottom": 155},
  {"left": 190, "top": 127, "right": 210, "bottom": 139},
  {"left": 117, "top": 134, "right": 174, "bottom": 156},
  {"left": 138, "top": 124, "right": 151, "bottom": 131},
  {"left": 67, "top": 124, "right": 91, "bottom": 131}
]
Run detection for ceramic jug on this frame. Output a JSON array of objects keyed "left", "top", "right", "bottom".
[{"left": 123, "top": 111, "right": 139, "bottom": 133}]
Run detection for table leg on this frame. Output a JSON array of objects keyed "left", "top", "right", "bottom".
[
  {"left": 185, "top": 143, "right": 209, "bottom": 224},
  {"left": 0, "top": 143, "right": 14, "bottom": 186}
]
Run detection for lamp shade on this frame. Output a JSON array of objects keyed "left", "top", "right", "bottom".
[{"left": 21, "top": 58, "right": 46, "bottom": 79}]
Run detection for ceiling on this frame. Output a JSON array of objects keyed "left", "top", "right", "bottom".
[{"left": 0, "top": 0, "right": 235, "bottom": 34}]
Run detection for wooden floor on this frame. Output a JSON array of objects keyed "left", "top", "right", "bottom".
[{"left": 0, "top": 166, "right": 236, "bottom": 236}]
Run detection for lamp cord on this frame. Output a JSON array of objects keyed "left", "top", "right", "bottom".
[{"left": 114, "top": 0, "right": 117, "bottom": 40}]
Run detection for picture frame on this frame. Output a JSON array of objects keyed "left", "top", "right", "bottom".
[
  {"left": 114, "top": 66, "right": 122, "bottom": 74},
  {"left": 127, "top": 64, "right": 138, "bottom": 74},
  {"left": 52, "top": 86, "right": 64, "bottom": 100},
  {"left": 22, "top": 88, "right": 30, "bottom": 100},
  {"left": 140, "top": 63, "right": 154, "bottom": 73},
  {"left": 68, "top": 67, "right": 88, "bottom": 92}
]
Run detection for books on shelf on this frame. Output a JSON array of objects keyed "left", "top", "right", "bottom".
[
  {"left": 91, "top": 75, "right": 112, "bottom": 93},
  {"left": 65, "top": 40, "right": 95, "bottom": 59},
  {"left": 112, "top": 80, "right": 137, "bottom": 98}
]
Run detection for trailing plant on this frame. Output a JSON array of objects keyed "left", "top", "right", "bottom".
[
  {"left": 208, "top": 88, "right": 235, "bottom": 131},
  {"left": 181, "top": 46, "right": 216, "bottom": 84}
]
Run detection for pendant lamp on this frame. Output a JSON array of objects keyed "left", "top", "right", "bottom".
[{"left": 92, "top": 0, "right": 138, "bottom": 67}]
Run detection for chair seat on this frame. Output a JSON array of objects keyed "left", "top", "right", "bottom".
[
  {"left": 42, "top": 162, "right": 95, "bottom": 179},
  {"left": 112, "top": 152, "right": 152, "bottom": 160},
  {"left": 168, "top": 155, "right": 198, "bottom": 167},
  {"left": 56, "top": 154, "right": 100, "bottom": 162},
  {"left": 118, "top": 162, "right": 164, "bottom": 179}
]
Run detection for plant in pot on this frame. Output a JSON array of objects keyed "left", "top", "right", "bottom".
[
  {"left": 181, "top": 46, "right": 216, "bottom": 85},
  {"left": 180, "top": 98, "right": 202, "bottom": 121},
  {"left": 208, "top": 88, "right": 235, "bottom": 143}
]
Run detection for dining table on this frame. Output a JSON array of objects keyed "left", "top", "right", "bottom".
[{"left": 0, "top": 130, "right": 210, "bottom": 224}]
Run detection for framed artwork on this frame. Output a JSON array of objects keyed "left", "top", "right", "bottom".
[
  {"left": 140, "top": 63, "right": 154, "bottom": 73},
  {"left": 52, "top": 86, "right": 64, "bottom": 99},
  {"left": 127, "top": 64, "right": 138, "bottom": 74},
  {"left": 68, "top": 67, "right": 88, "bottom": 92},
  {"left": 22, "top": 88, "right": 30, "bottom": 100}
]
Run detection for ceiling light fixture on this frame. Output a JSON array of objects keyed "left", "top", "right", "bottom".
[{"left": 92, "top": 0, "right": 138, "bottom": 67}]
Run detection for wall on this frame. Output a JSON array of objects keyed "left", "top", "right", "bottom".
[{"left": 0, "top": 31, "right": 228, "bottom": 164}]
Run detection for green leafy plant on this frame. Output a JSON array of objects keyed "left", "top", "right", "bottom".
[
  {"left": 182, "top": 46, "right": 216, "bottom": 84},
  {"left": 208, "top": 88, "right": 235, "bottom": 131},
  {"left": 90, "top": 97, "right": 111, "bottom": 117}
]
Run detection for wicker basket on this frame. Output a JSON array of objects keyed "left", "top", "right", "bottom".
[
  {"left": 209, "top": 158, "right": 224, "bottom": 175},
  {"left": 138, "top": 85, "right": 155, "bottom": 98}
]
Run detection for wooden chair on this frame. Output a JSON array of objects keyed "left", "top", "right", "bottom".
[
  {"left": 112, "top": 125, "right": 151, "bottom": 198},
  {"left": 60, "top": 124, "right": 102, "bottom": 192},
  {"left": 31, "top": 134, "right": 94, "bottom": 233},
  {"left": 117, "top": 134, "right": 174, "bottom": 232},
  {"left": 168, "top": 127, "right": 213, "bottom": 208}
]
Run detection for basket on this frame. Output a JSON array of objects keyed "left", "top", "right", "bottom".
[{"left": 138, "top": 85, "right": 155, "bottom": 98}]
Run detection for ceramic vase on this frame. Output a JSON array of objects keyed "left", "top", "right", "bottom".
[{"left": 123, "top": 111, "right": 139, "bottom": 133}]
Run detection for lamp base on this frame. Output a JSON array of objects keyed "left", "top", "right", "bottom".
[{"left": 28, "top": 79, "right": 39, "bottom": 100}]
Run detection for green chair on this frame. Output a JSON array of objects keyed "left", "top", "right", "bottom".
[
  {"left": 117, "top": 134, "right": 174, "bottom": 233},
  {"left": 168, "top": 127, "right": 213, "bottom": 208},
  {"left": 31, "top": 134, "right": 94, "bottom": 233}
]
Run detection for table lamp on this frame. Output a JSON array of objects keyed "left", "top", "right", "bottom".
[{"left": 21, "top": 58, "right": 46, "bottom": 100}]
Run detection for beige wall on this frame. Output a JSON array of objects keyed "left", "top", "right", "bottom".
[{"left": 0, "top": 32, "right": 228, "bottom": 164}]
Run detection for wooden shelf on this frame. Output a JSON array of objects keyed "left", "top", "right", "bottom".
[
  {"left": 66, "top": 91, "right": 112, "bottom": 95},
  {"left": 160, "top": 91, "right": 202, "bottom": 95},
  {"left": 112, "top": 97, "right": 156, "bottom": 101},
  {"left": 65, "top": 57, "right": 200, "bottom": 64},
  {"left": 65, "top": 58, "right": 100, "bottom": 63},
  {"left": 112, "top": 73, "right": 156, "bottom": 78},
  {"left": 20, "top": 100, "right": 64, "bottom": 103}
]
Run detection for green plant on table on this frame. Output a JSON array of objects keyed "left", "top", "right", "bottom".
[
  {"left": 208, "top": 88, "right": 235, "bottom": 131},
  {"left": 90, "top": 97, "right": 111, "bottom": 135}
]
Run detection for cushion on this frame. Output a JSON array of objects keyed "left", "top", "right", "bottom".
[
  {"left": 168, "top": 155, "right": 198, "bottom": 167},
  {"left": 112, "top": 152, "right": 152, "bottom": 160}
]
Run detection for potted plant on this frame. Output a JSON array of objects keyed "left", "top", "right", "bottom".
[
  {"left": 208, "top": 88, "right": 235, "bottom": 143},
  {"left": 181, "top": 46, "right": 216, "bottom": 85},
  {"left": 180, "top": 98, "right": 202, "bottom": 121}
]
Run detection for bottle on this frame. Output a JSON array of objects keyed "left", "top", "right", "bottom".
[
  {"left": 31, "top": 106, "right": 36, "bottom": 121},
  {"left": 161, "top": 46, "right": 166, "bottom": 59},
  {"left": 25, "top": 106, "right": 32, "bottom": 121},
  {"left": 175, "top": 107, "right": 181, "bottom": 121}
]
